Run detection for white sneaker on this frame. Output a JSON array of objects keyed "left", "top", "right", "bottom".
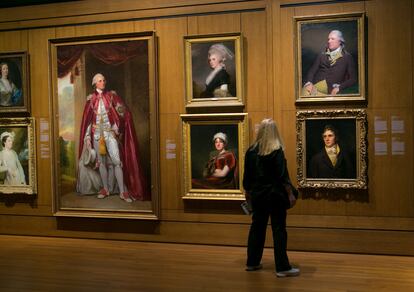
[{"left": 276, "top": 267, "right": 300, "bottom": 277}]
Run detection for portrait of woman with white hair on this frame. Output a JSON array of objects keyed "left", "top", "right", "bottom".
[
  {"left": 199, "top": 43, "right": 234, "bottom": 98},
  {"left": 187, "top": 37, "right": 239, "bottom": 100}
]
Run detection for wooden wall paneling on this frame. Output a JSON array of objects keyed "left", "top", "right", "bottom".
[
  {"left": 280, "top": 0, "right": 332, "bottom": 5},
  {"left": 55, "top": 27, "right": 76, "bottom": 39},
  {"left": 363, "top": 110, "right": 413, "bottom": 217},
  {"left": 155, "top": 17, "right": 187, "bottom": 114},
  {"left": 364, "top": 109, "right": 388, "bottom": 214},
  {"left": 0, "top": 30, "right": 28, "bottom": 51},
  {"left": 196, "top": 12, "right": 241, "bottom": 34},
  {"left": 241, "top": 10, "right": 269, "bottom": 113},
  {"left": 28, "top": 28, "right": 56, "bottom": 209},
  {"left": 288, "top": 214, "right": 414, "bottom": 231},
  {"left": 133, "top": 19, "right": 155, "bottom": 32},
  {"left": 246, "top": 111, "right": 268, "bottom": 144},
  {"left": 292, "top": 1, "right": 364, "bottom": 17},
  {"left": 161, "top": 209, "right": 251, "bottom": 224},
  {"left": 288, "top": 227, "right": 414, "bottom": 255},
  {"left": 412, "top": 0, "right": 414, "bottom": 221},
  {"left": 276, "top": 6, "right": 295, "bottom": 112},
  {"left": 386, "top": 109, "right": 413, "bottom": 216},
  {"left": 366, "top": 0, "right": 412, "bottom": 109},
  {"left": 279, "top": 110, "right": 298, "bottom": 182},
  {"left": 0, "top": 0, "right": 264, "bottom": 30},
  {"left": 0, "top": 0, "right": 265, "bottom": 30},
  {"left": 0, "top": 206, "right": 55, "bottom": 216},
  {"left": 1, "top": 214, "right": 414, "bottom": 255},
  {"left": 159, "top": 114, "right": 183, "bottom": 212},
  {"left": 74, "top": 21, "right": 134, "bottom": 37},
  {"left": 187, "top": 16, "right": 198, "bottom": 35},
  {"left": 155, "top": 17, "right": 187, "bottom": 213}
]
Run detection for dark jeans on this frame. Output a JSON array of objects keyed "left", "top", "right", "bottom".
[{"left": 246, "top": 194, "right": 291, "bottom": 272}]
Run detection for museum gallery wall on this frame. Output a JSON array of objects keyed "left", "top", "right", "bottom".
[{"left": 0, "top": 0, "right": 413, "bottom": 255}]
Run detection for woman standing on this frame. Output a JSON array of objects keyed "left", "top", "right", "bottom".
[{"left": 243, "top": 119, "right": 299, "bottom": 277}]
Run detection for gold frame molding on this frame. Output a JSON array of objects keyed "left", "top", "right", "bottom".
[
  {"left": 296, "top": 109, "right": 367, "bottom": 189},
  {"left": 181, "top": 113, "right": 248, "bottom": 200},
  {"left": 184, "top": 33, "right": 244, "bottom": 109},
  {"left": 49, "top": 32, "right": 160, "bottom": 219},
  {"left": 0, "top": 117, "right": 37, "bottom": 194},
  {"left": 294, "top": 12, "right": 366, "bottom": 103}
]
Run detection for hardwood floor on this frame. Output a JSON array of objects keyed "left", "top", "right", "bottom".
[{"left": 0, "top": 235, "right": 413, "bottom": 292}]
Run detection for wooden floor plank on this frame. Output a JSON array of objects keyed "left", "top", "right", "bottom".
[{"left": 0, "top": 235, "right": 413, "bottom": 291}]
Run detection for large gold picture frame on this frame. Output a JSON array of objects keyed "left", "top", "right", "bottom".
[
  {"left": 184, "top": 33, "right": 244, "bottom": 109},
  {"left": 296, "top": 109, "right": 367, "bottom": 189},
  {"left": 49, "top": 32, "right": 160, "bottom": 219},
  {"left": 0, "top": 51, "right": 30, "bottom": 113},
  {"left": 295, "top": 12, "right": 366, "bottom": 103},
  {"left": 0, "top": 117, "right": 37, "bottom": 194},
  {"left": 181, "top": 113, "right": 248, "bottom": 200}
]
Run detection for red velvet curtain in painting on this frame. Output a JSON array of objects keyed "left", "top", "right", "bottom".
[{"left": 57, "top": 42, "right": 146, "bottom": 79}]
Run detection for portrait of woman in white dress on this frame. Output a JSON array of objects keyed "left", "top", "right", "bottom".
[{"left": 0, "top": 131, "right": 26, "bottom": 185}]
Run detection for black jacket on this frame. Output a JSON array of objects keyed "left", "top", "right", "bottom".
[
  {"left": 200, "top": 68, "right": 230, "bottom": 97},
  {"left": 243, "top": 146, "right": 290, "bottom": 197},
  {"left": 308, "top": 147, "right": 354, "bottom": 178}
]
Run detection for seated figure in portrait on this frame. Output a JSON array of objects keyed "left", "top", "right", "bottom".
[
  {"left": 192, "top": 132, "right": 238, "bottom": 189},
  {"left": 302, "top": 30, "right": 357, "bottom": 96}
]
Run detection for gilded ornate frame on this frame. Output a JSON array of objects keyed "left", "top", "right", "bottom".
[
  {"left": 184, "top": 33, "right": 244, "bottom": 109},
  {"left": 0, "top": 117, "right": 37, "bottom": 194},
  {"left": 0, "top": 51, "right": 30, "bottom": 113},
  {"left": 296, "top": 109, "right": 367, "bottom": 189},
  {"left": 181, "top": 113, "right": 248, "bottom": 200},
  {"left": 49, "top": 32, "right": 160, "bottom": 219},
  {"left": 294, "top": 12, "right": 366, "bottom": 103}
]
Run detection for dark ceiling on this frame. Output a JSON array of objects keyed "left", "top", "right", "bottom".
[{"left": 0, "top": 0, "right": 80, "bottom": 9}]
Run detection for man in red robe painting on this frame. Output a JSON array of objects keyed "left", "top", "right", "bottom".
[{"left": 76, "top": 73, "right": 147, "bottom": 202}]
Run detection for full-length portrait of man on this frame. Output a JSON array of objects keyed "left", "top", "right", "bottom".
[{"left": 76, "top": 73, "right": 147, "bottom": 202}]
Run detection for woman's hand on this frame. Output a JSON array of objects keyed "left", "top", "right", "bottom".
[
  {"left": 284, "top": 184, "right": 297, "bottom": 208},
  {"left": 213, "top": 165, "right": 230, "bottom": 177}
]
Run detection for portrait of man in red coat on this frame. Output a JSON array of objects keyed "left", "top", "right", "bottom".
[{"left": 77, "top": 73, "right": 147, "bottom": 202}]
